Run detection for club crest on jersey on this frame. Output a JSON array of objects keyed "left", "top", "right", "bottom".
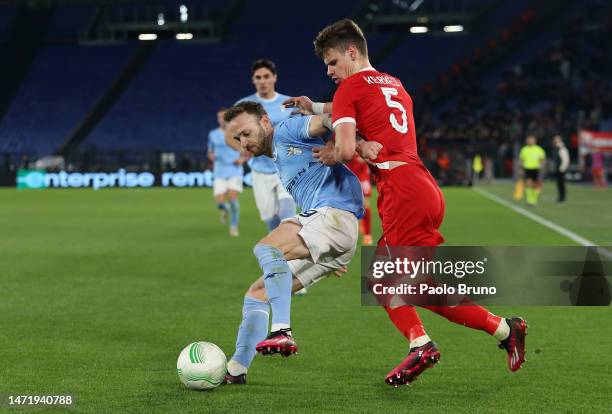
[{"left": 286, "top": 146, "right": 302, "bottom": 156}]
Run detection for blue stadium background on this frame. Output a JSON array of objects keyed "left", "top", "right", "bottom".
[{"left": 0, "top": 0, "right": 610, "bottom": 185}]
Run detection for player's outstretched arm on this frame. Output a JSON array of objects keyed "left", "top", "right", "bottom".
[
  {"left": 283, "top": 96, "right": 332, "bottom": 115},
  {"left": 334, "top": 122, "right": 357, "bottom": 163},
  {"left": 308, "top": 114, "right": 333, "bottom": 136},
  {"left": 314, "top": 123, "right": 357, "bottom": 164}
]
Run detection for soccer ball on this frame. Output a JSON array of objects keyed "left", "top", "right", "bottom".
[{"left": 177, "top": 342, "right": 227, "bottom": 390}]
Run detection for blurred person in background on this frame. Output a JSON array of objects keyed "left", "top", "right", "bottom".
[
  {"left": 472, "top": 154, "right": 483, "bottom": 186},
  {"left": 208, "top": 108, "right": 245, "bottom": 236},
  {"left": 519, "top": 135, "right": 546, "bottom": 206},
  {"left": 552, "top": 135, "right": 569, "bottom": 203},
  {"left": 233, "top": 59, "right": 297, "bottom": 231},
  {"left": 591, "top": 150, "right": 607, "bottom": 189},
  {"left": 484, "top": 156, "right": 494, "bottom": 184}
]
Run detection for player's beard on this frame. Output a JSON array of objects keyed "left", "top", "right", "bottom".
[{"left": 250, "top": 123, "right": 270, "bottom": 157}]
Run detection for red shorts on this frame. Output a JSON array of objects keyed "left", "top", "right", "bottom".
[{"left": 376, "top": 163, "right": 445, "bottom": 247}]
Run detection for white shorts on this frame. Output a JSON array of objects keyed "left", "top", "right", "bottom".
[
  {"left": 213, "top": 176, "right": 243, "bottom": 197},
  {"left": 252, "top": 170, "right": 293, "bottom": 220},
  {"left": 285, "top": 207, "right": 359, "bottom": 289}
]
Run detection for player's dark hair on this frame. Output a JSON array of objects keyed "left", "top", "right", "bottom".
[
  {"left": 314, "top": 19, "right": 368, "bottom": 58},
  {"left": 217, "top": 107, "right": 227, "bottom": 113},
  {"left": 251, "top": 59, "right": 277, "bottom": 75},
  {"left": 224, "top": 101, "right": 267, "bottom": 123}
]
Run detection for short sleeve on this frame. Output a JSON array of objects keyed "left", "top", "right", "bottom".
[
  {"left": 278, "top": 116, "right": 312, "bottom": 143},
  {"left": 289, "top": 115, "right": 310, "bottom": 139},
  {"left": 332, "top": 79, "right": 358, "bottom": 129},
  {"left": 302, "top": 116, "right": 313, "bottom": 139}
]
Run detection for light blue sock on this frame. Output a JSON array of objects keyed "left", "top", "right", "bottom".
[
  {"left": 278, "top": 198, "right": 296, "bottom": 220},
  {"left": 229, "top": 199, "right": 240, "bottom": 228},
  {"left": 264, "top": 216, "right": 281, "bottom": 231},
  {"left": 253, "top": 244, "right": 292, "bottom": 330},
  {"left": 230, "top": 296, "right": 269, "bottom": 369}
]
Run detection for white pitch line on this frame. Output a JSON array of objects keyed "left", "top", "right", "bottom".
[{"left": 472, "top": 186, "right": 612, "bottom": 260}]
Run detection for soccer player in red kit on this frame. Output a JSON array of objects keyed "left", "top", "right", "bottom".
[
  {"left": 346, "top": 154, "right": 373, "bottom": 245},
  {"left": 284, "top": 19, "right": 527, "bottom": 386}
]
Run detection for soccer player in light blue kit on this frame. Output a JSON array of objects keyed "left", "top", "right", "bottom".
[
  {"left": 207, "top": 108, "right": 244, "bottom": 236},
  {"left": 221, "top": 101, "right": 364, "bottom": 384},
  {"left": 234, "top": 59, "right": 297, "bottom": 231}
]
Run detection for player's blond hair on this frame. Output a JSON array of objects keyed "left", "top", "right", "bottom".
[{"left": 314, "top": 19, "right": 368, "bottom": 58}]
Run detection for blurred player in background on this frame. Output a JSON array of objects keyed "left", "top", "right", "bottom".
[
  {"left": 347, "top": 153, "right": 373, "bottom": 244},
  {"left": 286, "top": 18, "right": 527, "bottom": 386},
  {"left": 222, "top": 102, "right": 363, "bottom": 384},
  {"left": 208, "top": 108, "right": 244, "bottom": 236},
  {"left": 519, "top": 135, "right": 546, "bottom": 206},
  {"left": 552, "top": 135, "right": 569, "bottom": 202},
  {"left": 234, "top": 59, "right": 296, "bottom": 231},
  {"left": 591, "top": 150, "right": 607, "bottom": 189},
  {"left": 471, "top": 153, "right": 483, "bottom": 186}
]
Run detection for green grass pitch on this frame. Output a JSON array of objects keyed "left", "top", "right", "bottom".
[{"left": 0, "top": 183, "right": 610, "bottom": 413}]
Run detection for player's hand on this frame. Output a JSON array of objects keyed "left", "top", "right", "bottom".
[
  {"left": 331, "top": 265, "right": 348, "bottom": 278},
  {"left": 357, "top": 140, "right": 383, "bottom": 162},
  {"left": 283, "top": 96, "right": 314, "bottom": 115},
  {"left": 313, "top": 141, "right": 338, "bottom": 166}
]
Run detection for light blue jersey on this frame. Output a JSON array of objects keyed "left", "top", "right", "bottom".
[
  {"left": 208, "top": 128, "right": 243, "bottom": 179},
  {"left": 272, "top": 116, "right": 364, "bottom": 219},
  {"left": 237, "top": 92, "right": 293, "bottom": 174}
]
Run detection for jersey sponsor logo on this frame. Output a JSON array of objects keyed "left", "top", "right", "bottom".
[
  {"left": 363, "top": 75, "right": 401, "bottom": 87},
  {"left": 286, "top": 146, "right": 303, "bottom": 156},
  {"left": 286, "top": 161, "right": 319, "bottom": 194}
]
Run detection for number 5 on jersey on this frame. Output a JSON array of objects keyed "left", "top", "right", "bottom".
[{"left": 380, "top": 87, "right": 408, "bottom": 134}]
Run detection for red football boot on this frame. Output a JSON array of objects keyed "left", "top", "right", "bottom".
[
  {"left": 498, "top": 317, "right": 527, "bottom": 372},
  {"left": 255, "top": 329, "right": 297, "bottom": 357},
  {"left": 385, "top": 342, "right": 440, "bottom": 387}
]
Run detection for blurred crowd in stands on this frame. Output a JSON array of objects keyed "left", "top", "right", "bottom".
[{"left": 416, "top": 1, "right": 611, "bottom": 184}]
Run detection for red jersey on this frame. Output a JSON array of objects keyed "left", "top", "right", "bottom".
[
  {"left": 333, "top": 69, "right": 444, "bottom": 247},
  {"left": 332, "top": 69, "right": 422, "bottom": 173}
]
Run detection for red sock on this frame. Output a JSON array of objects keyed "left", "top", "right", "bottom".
[
  {"left": 384, "top": 305, "right": 427, "bottom": 342},
  {"left": 362, "top": 207, "right": 371, "bottom": 236},
  {"left": 424, "top": 298, "right": 501, "bottom": 335}
]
